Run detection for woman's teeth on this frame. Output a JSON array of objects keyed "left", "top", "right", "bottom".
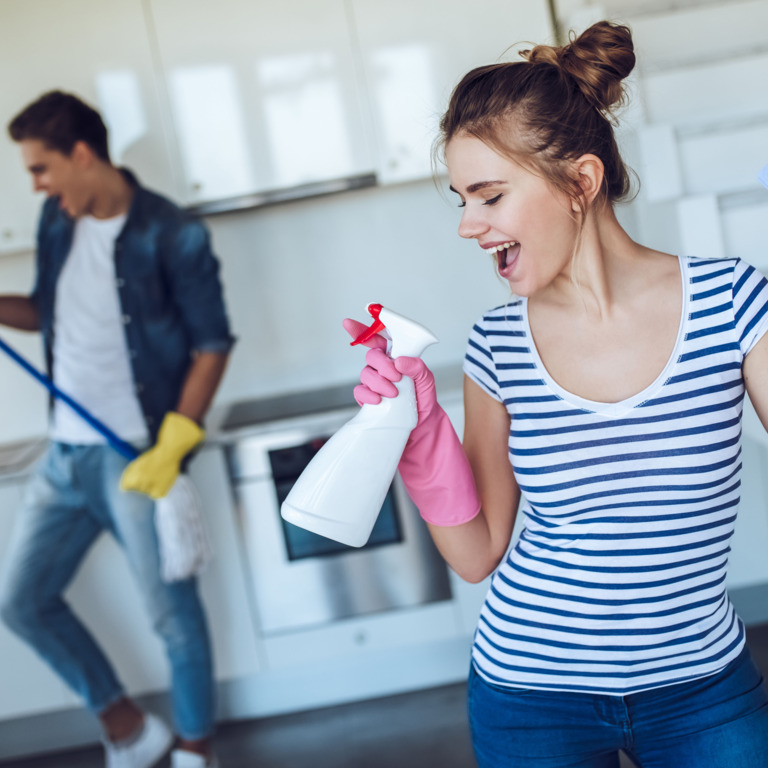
[{"left": 487, "top": 241, "right": 516, "bottom": 253}]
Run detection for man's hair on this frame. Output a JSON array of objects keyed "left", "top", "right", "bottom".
[{"left": 8, "top": 90, "right": 110, "bottom": 162}]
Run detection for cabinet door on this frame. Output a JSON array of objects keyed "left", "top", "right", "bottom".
[
  {"left": 0, "top": 0, "right": 181, "bottom": 256},
  {"left": 148, "top": 0, "right": 375, "bottom": 205},
  {"left": 351, "top": 0, "right": 554, "bottom": 183},
  {"left": 0, "top": 479, "right": 75, "bottom": 718}
]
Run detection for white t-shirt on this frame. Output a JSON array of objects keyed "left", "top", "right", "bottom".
[{"left": 50, "top": 213, "right": 150, "bottom": 445}]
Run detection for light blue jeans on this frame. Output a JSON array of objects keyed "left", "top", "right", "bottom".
[{"left": 0, "top": 442, "right": 214, "bottom": 740}]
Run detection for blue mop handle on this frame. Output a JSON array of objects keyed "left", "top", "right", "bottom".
[{"left": 0, "top": 334, "right": 139, "bottom": 460}]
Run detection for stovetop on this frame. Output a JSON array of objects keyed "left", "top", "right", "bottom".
[{"left": 219, "top": 382, "right": 358, "bottom": 432}]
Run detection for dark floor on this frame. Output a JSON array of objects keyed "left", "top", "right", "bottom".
[{"left": 6, "top": 624, "right": 768, "bottom": 768}]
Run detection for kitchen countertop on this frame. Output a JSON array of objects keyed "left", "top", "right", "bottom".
[
  {"left": 0, "top": 437, "right": 48, "bottom": 482},
  {"left": 210, "top": 363, "right": 465, "bottom": 442}
]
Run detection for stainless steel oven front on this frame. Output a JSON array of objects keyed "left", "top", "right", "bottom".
[{"left": 225, "top": 408, "right": 453, "bottom": 635}]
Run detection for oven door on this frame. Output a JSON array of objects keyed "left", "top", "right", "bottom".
[{"left": 228, "top": 424, "right": 453, "bottom": 635}]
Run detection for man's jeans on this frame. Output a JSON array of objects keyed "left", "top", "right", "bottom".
[{"left": 0, "top": 442, "right": 214, "bottom": 740}]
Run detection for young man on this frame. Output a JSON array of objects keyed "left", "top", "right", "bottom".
[{"left": 0, "top": 91, "right": 235, "bottom": 768}]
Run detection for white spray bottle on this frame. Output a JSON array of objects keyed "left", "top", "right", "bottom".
[{"left": 281, "top": 303, "right": 438, "bottom": 547}]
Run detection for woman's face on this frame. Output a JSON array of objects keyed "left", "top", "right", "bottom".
[{"left": 445, "top": 133, "right": 580, "bottom": 297}]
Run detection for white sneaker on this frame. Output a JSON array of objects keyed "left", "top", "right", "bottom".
[
  {"left": 104, "top": 713, "right": 173, "bottom": 768},
  {"left": 171, "top": 748, "right": 220, "bottom": 768}
]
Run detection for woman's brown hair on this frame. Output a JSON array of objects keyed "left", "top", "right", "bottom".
[{"left": 436, "top": 21, "right": 637, "bottom": 212}]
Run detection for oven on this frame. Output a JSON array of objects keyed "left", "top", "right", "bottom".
[{"left": 223, "top": 403, "right": 453, "bottom": 636}]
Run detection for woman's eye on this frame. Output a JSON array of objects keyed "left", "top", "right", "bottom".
[
  {"left": 483, "top": 194, "right": 503, "bottom": 206},
  {"left": 457, "top": 200, "right": 466, "bottom": 208}
]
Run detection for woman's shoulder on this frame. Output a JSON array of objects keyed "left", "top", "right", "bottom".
[{"left": 683, "top": 254, "right": 764, "bottom": 284}]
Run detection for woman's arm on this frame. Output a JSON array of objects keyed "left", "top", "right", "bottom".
[
  {"left": 428, "top": 375, "right": 520, "bottom": 583},
  {"left": 743, "top": 331, "right": 768, "bottom": 428}
]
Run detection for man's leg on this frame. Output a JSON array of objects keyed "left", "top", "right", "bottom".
[
  {"left": 0, "top": 444, "right": 125, "bottom": 715},
  {"left": 93, "top": 447, "right": 215, "bottom": 758}
]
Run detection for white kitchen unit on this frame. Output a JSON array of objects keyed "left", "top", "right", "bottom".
[
  {"left": 0, "top": 0, "right": 182, "bottom": 256},
  {"left": 214, "top": 384, "right": 484, "bottom": 718},
  {"left": 147, "top": 0, "right": 375, "bottom": 205},
  {"left": 351, "top": 0, "right": 555, "bottom": 183}
]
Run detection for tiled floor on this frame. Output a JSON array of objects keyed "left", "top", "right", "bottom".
[{"left": 5, "top": 624, "right": 768, "bottom": 768}]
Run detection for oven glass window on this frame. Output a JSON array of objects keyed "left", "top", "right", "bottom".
[{"left": 269, "top": 438, "right": 404, "bottom": 561}]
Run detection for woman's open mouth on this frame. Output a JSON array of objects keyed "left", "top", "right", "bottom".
[{"left": 486, "top": 241, "right": 520, "bottom": 277}]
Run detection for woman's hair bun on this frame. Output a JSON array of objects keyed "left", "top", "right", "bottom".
[{"left": 521, "top": 21, "right": 636, "bottom": 113}]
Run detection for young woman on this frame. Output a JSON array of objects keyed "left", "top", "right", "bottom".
[{"left": 345, "top": 20, "right": 768, "bottom": 768}]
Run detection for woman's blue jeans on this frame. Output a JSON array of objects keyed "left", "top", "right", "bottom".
[
  {"left": 0, "top": 443, "right": 214, "bottom": 740},
  {"left": 469, "top": 645, "right": 768, "bottom": 767}
]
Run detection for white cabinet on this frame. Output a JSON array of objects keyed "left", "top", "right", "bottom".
[
  {"left": 0, "top": 0, "right": 182, "bottom": 256},
  {"left": 0, "top": 477, "right": 75, "bottom": 719},
  {"left": 351, "top": 0, "right": 554, "bottom": 183},
  {"left": 0, "top": 0, "right": 556, "bottom": 226},
  {"left": 147, "top": 0, "right": 375, "bottom": 205}
]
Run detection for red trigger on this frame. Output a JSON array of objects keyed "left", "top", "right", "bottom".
[{"left": 351, "top": 303, "right": 385, "bottom": 346}]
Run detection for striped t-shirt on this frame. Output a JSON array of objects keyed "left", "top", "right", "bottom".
[{"left": 463, "top": 255, "right": 768, "bottom": 695}]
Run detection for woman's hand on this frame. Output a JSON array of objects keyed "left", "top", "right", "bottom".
[{"left": 342, "top": 318, "right": 436, "bottom": 424}]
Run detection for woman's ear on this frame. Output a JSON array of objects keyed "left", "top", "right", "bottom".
[{"left": 570, "top": 154, "right": 605, "bottom": 211}]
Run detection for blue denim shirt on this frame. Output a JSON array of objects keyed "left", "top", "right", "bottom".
[{"left": 31, "top": 169, "right": 235, "bottom": 440}]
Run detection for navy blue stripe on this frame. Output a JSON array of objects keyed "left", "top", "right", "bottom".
[
  {"left": 513, "top": 529, "right": 733, "bottom": 558},
  {"left": 511, "top": 395, "right": 743, "bottom": 435},
  {"left": 516, "top": 455, "right": 740, "bottom": 494},
  {"left": 526, "top": 490, "right": 739, "bottom": 524},
  {"left": 509, "top": 416, "right": 739, "bottom": 456},
  {"left": 526, "top": 464, "right": 741, "bottom": 509},
  {"left": 513, "top": 436, "right": 740, "bottom": 476},
  {"left": 515, "top": 543, "right": 730, "bottom": 575},
  {"left": 691, "top": 266, "right": 732, "bottom": 284},
  {"left": 526, "top": 513, "right": 736, "bottom": 542}
]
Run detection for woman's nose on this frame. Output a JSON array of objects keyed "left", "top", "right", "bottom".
[{"left": 458, "top": 206, "right": 489, "bottom": 240}]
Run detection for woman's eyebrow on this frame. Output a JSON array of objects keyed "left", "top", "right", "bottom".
[{"left": 449, "top": 180, "right": 507, "bottom": 195}]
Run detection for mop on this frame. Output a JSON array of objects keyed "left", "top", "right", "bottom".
[{"left": 0, "top": 334, "right": 212, "bottom": 582}]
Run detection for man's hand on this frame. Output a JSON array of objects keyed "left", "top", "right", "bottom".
[{"left": 120, "top": 412, "right": 205, "bottom": 499}]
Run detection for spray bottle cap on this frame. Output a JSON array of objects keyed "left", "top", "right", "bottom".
[
  {"left": 350, "top": 303, "right": 438, "bottom": 358},
  {"left": 350, "top": 303, "right": 386, "bottom": 347}
]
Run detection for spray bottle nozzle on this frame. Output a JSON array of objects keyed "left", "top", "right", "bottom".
[{"left": 351, "top": 303, "right": 386, "bottom": 346}]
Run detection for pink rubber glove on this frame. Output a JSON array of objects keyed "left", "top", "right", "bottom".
[{"left": 343, "top": 319, "right": 480, "bottom": 527}]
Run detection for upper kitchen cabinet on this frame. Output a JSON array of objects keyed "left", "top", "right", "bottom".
[
  {"left": 147, "top": 0, "right": 375, "bottom": 206},
  {"left": 0, "top": 0, "right": 181, "bottom": 256},
  {"left": 350, "top": 0, "right": 554, "bottom": 184}
]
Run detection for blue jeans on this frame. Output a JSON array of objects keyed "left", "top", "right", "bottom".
[
  {"left": 468, "top": 646, "right": 768, "bottom": 767},
  {"left": 0, "top": 443, "right": 214, "bottom": 740}
]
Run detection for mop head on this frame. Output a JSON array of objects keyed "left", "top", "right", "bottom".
[{"left": 155, "top": 475, "right": 213, "bottom": 582}]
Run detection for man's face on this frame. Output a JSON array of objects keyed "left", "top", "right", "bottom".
[{"left": 19, "top": 138, "right": 92, "bottom": 218}]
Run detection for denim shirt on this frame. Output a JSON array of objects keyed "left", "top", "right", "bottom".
[{"left": 31, "top": 169, "right": 235, "bottom": 441}]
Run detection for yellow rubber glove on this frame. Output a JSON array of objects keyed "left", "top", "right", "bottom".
[{"left": 120, "top": 412, "right": 205, "bottom": 499}]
